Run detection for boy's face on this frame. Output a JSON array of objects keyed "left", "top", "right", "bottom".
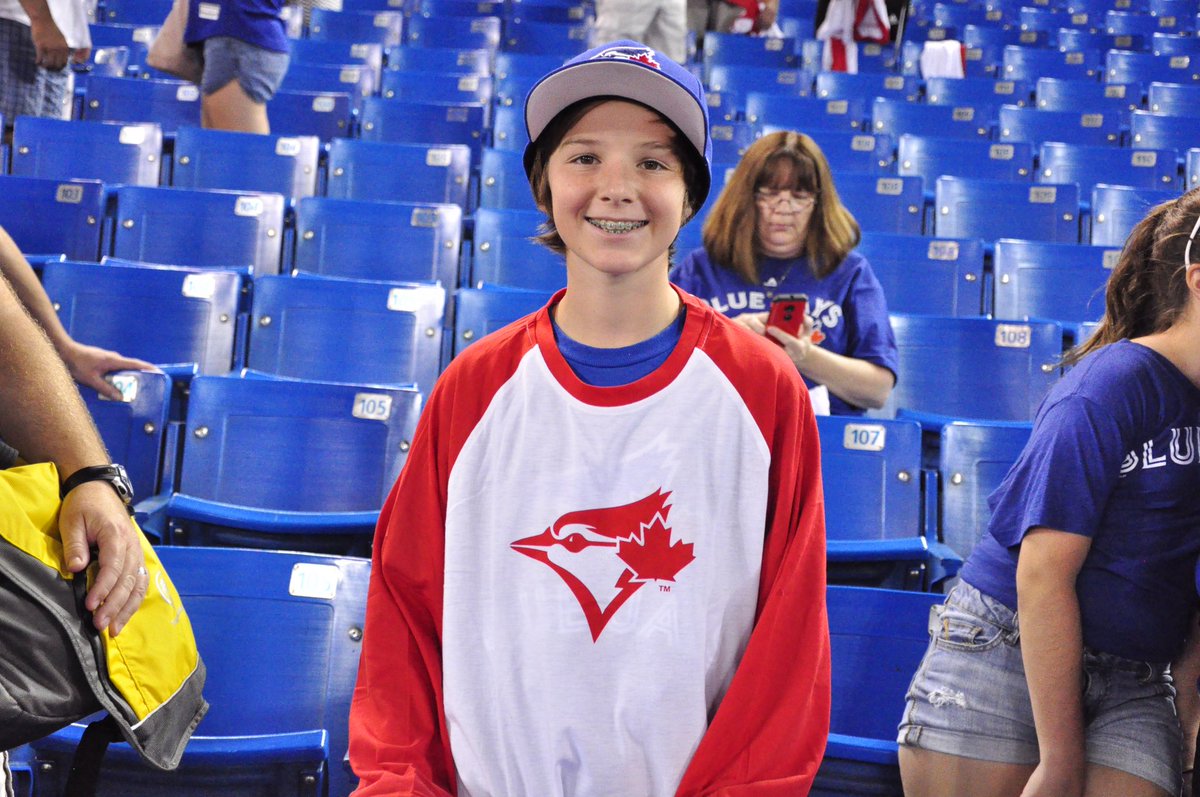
[{"left": 545, "top": 100, "right": 688, "bottom": 281}]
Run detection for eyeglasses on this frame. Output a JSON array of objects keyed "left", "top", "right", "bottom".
[{"left": 754, "top": 189, "right": 818, "bottom": 211}]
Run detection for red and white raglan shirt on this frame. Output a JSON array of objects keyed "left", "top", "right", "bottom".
[{"left": 349, "top": 288, "right": 831, "bottom": 797}]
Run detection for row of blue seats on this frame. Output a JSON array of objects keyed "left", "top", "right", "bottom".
[{"left": 9, "top": 544, "right": 931, "bottom": 797}]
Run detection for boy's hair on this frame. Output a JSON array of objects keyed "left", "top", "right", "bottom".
[
  {"left": 1063, "top": 186, "right": 1200, "bottom": 366},
  {"left": 525, "top": 96, "right": 705, "bottom": 256},
  {"left": 701, "top": 130, "right": 861, "bottom": 284}
]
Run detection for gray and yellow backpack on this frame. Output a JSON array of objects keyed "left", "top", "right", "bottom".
[{"left": 0, "top": 462, "right": 208, "bottom": 794}]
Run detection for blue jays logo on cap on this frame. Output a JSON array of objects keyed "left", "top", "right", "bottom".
[{"left": 595, "top": 46, "right": 660, "bottom": 69}]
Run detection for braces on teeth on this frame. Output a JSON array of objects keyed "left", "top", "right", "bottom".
[{"left": 589, "top": 219, "right": 647, "bottom": 233}]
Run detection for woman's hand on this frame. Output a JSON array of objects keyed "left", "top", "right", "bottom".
[{"left": 765, "top": 314, "right": 816, "bottom": 367}]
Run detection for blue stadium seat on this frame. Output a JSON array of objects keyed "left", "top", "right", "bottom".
[
  {"left": 247, "top": 274, "right": 444, "bottom": 395},
  {"left": 924, "top": 76, "right": 1033, "bottom": 109},
  {"left": 745, "top": 93, "right": 869, "bottom": 133},
  {"left": 818, "top": 415, "right": 962, "bottom": 590},
  {"left": 933, "top": 1, "right": 994, "bottom": 32},
  {"left": 708, "top": 120, "right": 761, "bottom": 163},
  {"left": 359, "top": 97, "right": 487, "bottom": 161},
  {"left": 162, "top": 374, "right": 421, "bottom": 553},
  {"left": 856, "top": 232, "right": 986, "bottom": 316},
  {"left": 1148, "top": 0, "right": 1193, "bottom": 30},
  {"left": 882, "top": 314, "right": 1063, "bottom": 427},
  {"left": 960, "top": 24, "right": 1038, "bottom": 77},
  {"left": 1151, "top": 32, "right": 1200, "bottom": 55},
  {"left": 471, "top": 207, "right": 565, "bottom": 290},
  {"left": 30, "top": 546, "right": 371, "bottom": 797},
  {"left": 79, "top": 44, "right": 132, "bottom": 76},
  {"left": 1090, "top": 184, "right": 1181, "bottom": 246},
  {"left": 898, "top": 135, "right": 1034, "bottom": 185},
  {"left": 1105, "top": 8, "right": 1166, "bottom": 38},
  {"left": 289, "top": 39, "right": 384, "bottom": 86},
  {"left": 82, "top": 75, "right": 201, "bottom": 134},
  {"left": 493, "top": 51, "right": 571, "bottom": 108},
  {"left": 997, "top": 104, "right": 1122, "bottom": 147},
  {"left": 504, "top": 0, "right": 592, "bottom": 24},
  {"left": 1056, "top": 27, "right": 1146, "bottom": 51},
  {"left": 1105, "top": 48, "right": 1200, "bottom": 84},
  {"left": 278, "top": 63, "right": 375, "bottom": 110},
  {"left": 0, "top": 175, "right": 104, "bottom": 260},
  {"left": 1017, "top": 5, "right": 1071, "bottom": 39},
  {"left": 707, "top": 65, "right": 813, "bottom": 106},
  {"left": 172, "top": 126, "right": 320, "bottom": 198},
  {"left": 1129, "top": 108, "right": 1200, "bottom": 153},
  {"left": 454, "top": 285, "right": 554, "bottom": 356},
  {"left": 293, "top": 197, "right": 462, "bottom": 287},
  {"left": 815, "top": 71, "right": 922, "bottom": 102},
  {"left": 99, "top": 0, "right": 170, "bottom": 25},
  {"left": 992, "top": 238, "right": 1118, "bottom": 325},
  {"left": 379, "top": 70, "right": 494, "bottom": 110},
  {"left": 1034, "top": 77, "right": 1142, "bottom": 126},
  {"left": 703, "top": 32, "right": 797, "bottom": 81},
  {"left": 267, "top": 90, "right": 355, "bottom": 141},
  {"left": 834, "top": 174, "right": 926, "bottom": 235},
  {"left": 326, "top": 138, "right": 472, "bottom": 208},
  {"left": 406, "top": 11, "right": 501, "bottom": 51},
  {"left": 339, "top": 0, "right": 404, "bottom": 11},
  {"left": 1001, "top": 43, "right": 1101, "bottom": 81},
  {"left": 87, "top": 22, "right": 155, "bottom": 72},
  {"left": 479, "top": 147, "right": 537, "bottom": 210},
  {"left": 112, "top": 186, "right": 285, "bottom": 273},
  {"left": 500, "top": 19, "right": 591, "bottom": 55},
  {"left": 934, "top": 176, "right": 1081, "bottom": 242},
  {"left": 938, "top": 420, "right": 1032, "bottom": 561},
  {"left": 872, "top": 97, "right": 991, "bottom": 140},
  {"left": 1038, "top": 141, "right": 1179, "bottom": 196},
  {"left": 308, "top": 8, "right": 404, "bottom": 47},
  {"left": 490, "top": 104, "right": 527, "bottom": 151},
  {"left": 386, "top": 44, "right": 492, "bottom": 77},
  {"left": 813, "top": 586, "right": 944, "bottom": 796},
  {"left": 418, "top": 0, "right": 503, "bottom": 16},
  {"left": 78, "top": 368, "right": 172, "bottom": 503},
  {"left": 41, "top": 259, "right": 243, "bottom": 374},
  {"left": 791, "top": 129, "right": 894, "bottom": 175},
  {"left": 1189, "top": 147, "right": 1200, "bottom": 190},
  {"left": 10, "top": 117, "right": 161, "bottom": 185},
  {"left": 1147, "top": 80, "right": 1200, "bottom": 114}
]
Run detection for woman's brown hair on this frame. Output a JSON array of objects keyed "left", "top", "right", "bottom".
[
  {"left": 525, "top": 97, "right": 706, "bottom": 256},
  {"left": 1063, "top": 186, "right": 1200, "bottom": 367},
  {"left": 700, "top": 130, "right": 861, "bottom": 283}
]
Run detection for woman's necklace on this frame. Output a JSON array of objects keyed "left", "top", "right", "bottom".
[{"left": 762, "top": 259, "right": 795, "bottom": 299}]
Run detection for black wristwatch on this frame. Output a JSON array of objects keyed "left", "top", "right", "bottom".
[{"left": 61, "top": 464, "right": 135, "bottom": 515}]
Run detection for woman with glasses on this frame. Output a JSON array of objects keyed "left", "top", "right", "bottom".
[{"left": 670, "top": 130, "right": 897, "bottom": 416}]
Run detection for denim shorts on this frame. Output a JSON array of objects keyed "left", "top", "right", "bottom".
[
  {"left": 897, "top": 581, "right": 1181, "bottom": 795},
  {"left": 201, "top": 36, "right": 289, "bottom": 103}
]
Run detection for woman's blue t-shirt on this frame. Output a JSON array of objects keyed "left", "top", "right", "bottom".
[
  {"left": 960, "top": 340, "right": 1200, "bottom": 663},
  {"left": 670, "top": 247, "right": 898, "bottom": 416}
]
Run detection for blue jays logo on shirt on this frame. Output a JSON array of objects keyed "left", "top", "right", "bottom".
[{"left": 596, "top": 46, "right": 660, "bottom": 69}]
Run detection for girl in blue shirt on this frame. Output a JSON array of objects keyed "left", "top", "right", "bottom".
[
  {"left": 899, "top": 187, "right": 1200, "bottom": 797},
  {"left": 670, "top": 130, "right": 897, "bottom": 416}
]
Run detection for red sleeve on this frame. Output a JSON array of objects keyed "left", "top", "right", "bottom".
[
  {"left": 348, "top": 320, "right": 539, "bottom": 797},
  {"left": 676, "top": 326, "right": 831, "bottom": 796}
]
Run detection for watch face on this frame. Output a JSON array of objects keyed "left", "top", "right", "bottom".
[{"left": 109, "top": 465, "right": 134, "bottom": 504}]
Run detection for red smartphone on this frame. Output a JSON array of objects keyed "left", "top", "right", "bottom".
[{"left": 766, "top": 293, "right": 808, "bottom": 341}]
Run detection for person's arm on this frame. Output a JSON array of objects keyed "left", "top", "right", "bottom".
[
  {"left": 0, "top": 273, "right": 146, "bottom": 635},
  {"left": 349, "top": 388, "right": 456, "bottom": 797},
  {"left": 0, "top": 227, "right": 154, "bottom": 400},
  {"left": 14, "top": 0, "right": 69, "bottom": 69},
  {"left": 1015, "top": 527, "right": 1091, "bottom": 797},
  {"left": 676, "top": 364, "right": 831, "bottom": 795},
  {"left": 764, "top": 315, "right": 894, "bottom": 408},
  {"left": 1174, "top": 610, "right": 1200, "bottom": 797}
]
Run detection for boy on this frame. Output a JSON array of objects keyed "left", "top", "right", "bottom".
[{"left": 349, "top": 41, "right": 830, "bottom": 797}]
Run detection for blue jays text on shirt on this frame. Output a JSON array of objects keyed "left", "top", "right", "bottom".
[
  {"left": 1121, "top": 427, "right": 1200, "bottom": 475},
  {"left": 702, "top": 291, "right": 845, "bottom": 333}
]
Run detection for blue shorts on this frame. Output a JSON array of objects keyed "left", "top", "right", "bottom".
[
  {"left": 200, "top": 36, "right": 289, "bottom": 104},
  {"left": 897, "top": 581, "right": 1182, "bottom": 796}
]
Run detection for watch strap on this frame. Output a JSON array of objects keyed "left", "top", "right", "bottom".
[{"left": 60, "top": 464, "right": 135, "bottom": 513}]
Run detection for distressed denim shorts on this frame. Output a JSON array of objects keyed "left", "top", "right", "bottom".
[
  {"left": 897, "top": 581, "right": 1181, "bottom": 796},
  {"left": 201, "top": 36, "right": 289, "bottom": 103}
]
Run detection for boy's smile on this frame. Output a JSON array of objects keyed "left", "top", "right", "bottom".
[{"left": 547, "top": 100, "right": 688, "bottom": 282}]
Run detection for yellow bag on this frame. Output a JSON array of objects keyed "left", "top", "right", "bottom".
[{"left": 0, "top": 462, "right": 207, "bottom": 774}]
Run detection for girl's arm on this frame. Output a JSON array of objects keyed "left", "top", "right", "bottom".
[{"left": 1016, "top": 527, "right": 1092, "bottom": 797}]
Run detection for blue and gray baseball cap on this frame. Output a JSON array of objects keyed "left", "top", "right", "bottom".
[{"left": 522, "top": 40, "right": 712, "bottom": 209}]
